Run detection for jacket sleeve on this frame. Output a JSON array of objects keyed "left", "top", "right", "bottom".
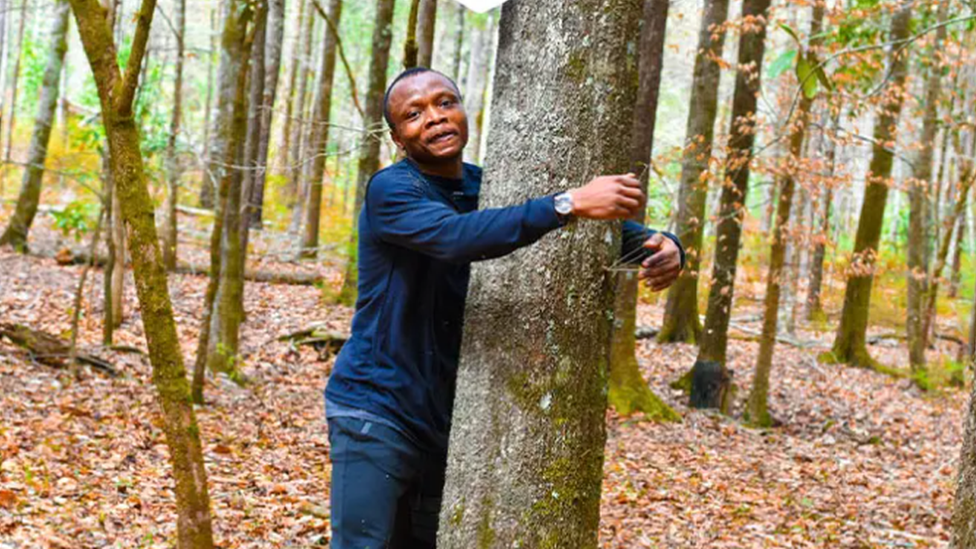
[
  {"left": 366, "top": 171, "right": 565, "bottom": 264},
  {"left": 621, "top": 220, "right": 686, "bottom": 269}
]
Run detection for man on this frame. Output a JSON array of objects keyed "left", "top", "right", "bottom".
[{"left": 325, "top": 67, "right": 684, "bottom": 548}]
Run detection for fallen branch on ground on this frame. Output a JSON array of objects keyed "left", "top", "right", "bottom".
[{"left": 0, "top": 322, "right": 119, "bottom": 376}]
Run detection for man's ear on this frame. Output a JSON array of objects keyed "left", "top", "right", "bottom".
[{"left": 390, "top": 128, "right": 405, "bottom": 151}]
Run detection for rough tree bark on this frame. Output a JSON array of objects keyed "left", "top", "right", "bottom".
[
  {"left": 68, "top": 0, "right": 215, "bottom": 544},
  {"left": 161, "top": 0, "right": 186, "bottom": 270},
  {"left": 438, "top": 0, "right": 641, "bottom": 546},
  {"left": 607, "top": 0, "right": 678, "bottom": 421},
  {"left": 0, "top": 0, "right": 70, "bottom": 252},
  {"left": 656, "top": 0, "right": 731, "bottom": 344},
  {"left": 337, "top": 0, "right": 396, "bottom": 303},
  {"left": 744, "top": 2, "right": 822, "bottom": 428},
  {"left": 826, "top": 4, "right": 912, "bottom": 370},
  {"left": 299, "top": 0, "right": 342, "bottom": 258},
  {"left": 906, "top": 0, "right": 947, "bottom": 377},
  {"left": 417, "top": 0, "right": 436, "bottom": 68},
  {"left": 953, "top": 215, "right": 976, "bottom": 546},
  {"left": 691, "top": 0, "right": 773, "bottom": 411},
  {"left": 461, "top": 14, "right": 493, "bottom": 165}
]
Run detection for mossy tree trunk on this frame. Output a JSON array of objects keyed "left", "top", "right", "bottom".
[
  {"left": 417, "top": 0, "right": 436, "bottom": 68},
  {"left": 691, "top": 0, "right": 773, "bottom": 411},
  {"left": 906, "top": 0, "right": 947, "bottom": 378},
  {"left": 207, "top": 1, "right": 256, "bottom": 377},
  {"left": 338, "top": 0, "right": 396, "bottom": 304},
  {"left": 194, "top": 0, "right": 252, "bottom": 392},
  {"left": 656, "top": 0, "right": 731, "bottom": 344},
  {"left": 299, "top": 0, "right": 342, "bottom": 258},
  {"left": 745, "top": 3, "right": 822, "bottom": 428},
  {"left": 607, "top": 0, "right": 678, "bottom": 422},
  {"left": 161, "top": 0, "right": 186, "bottom": 271},
  {"left": 828, "top": 5, "right": 912, "bottom": 370},
  {"left": 0, "top": 0, "right": 70, "bottom": 252},
  {"left": 68, "top": 0, "right": 215, "bottom": 544},
  {"left": 438, "top": 0, "right": 641, "bottom": 546}
]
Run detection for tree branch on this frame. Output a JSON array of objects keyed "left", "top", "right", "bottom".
[{"left": 116, "top": 0, "right": 158, "bottom": 114}]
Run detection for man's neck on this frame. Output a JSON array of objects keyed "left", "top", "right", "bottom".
[{"left": 411, "top": 156, "right": 464, "bottom": 179}]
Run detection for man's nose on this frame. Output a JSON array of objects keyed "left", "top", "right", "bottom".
[{"left": 424, "top": 106, "right": 447, "bottom": 127}]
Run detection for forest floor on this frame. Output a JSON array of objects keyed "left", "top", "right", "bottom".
[{"left": 0, "top": 215, "right": 968, "bottom": 548}]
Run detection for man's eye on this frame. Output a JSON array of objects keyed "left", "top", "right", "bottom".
[
  {"left": 441, "top": 99, "right": 454, "bottom": 107},
  {"left": 407, "top": 111, "right": 420, "bottom": 119}
]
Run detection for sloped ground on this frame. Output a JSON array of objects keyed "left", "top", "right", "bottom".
[{"left": 0, "top": 236, "right": 967, "bottom": 548}]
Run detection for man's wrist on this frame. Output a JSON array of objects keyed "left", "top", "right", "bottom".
[{"left": 553, "top": 191, "right": 575, "bottom": 225}]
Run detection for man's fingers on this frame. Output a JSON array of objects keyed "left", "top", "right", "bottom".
[
  {"left": 617, "top": 174, "right": 640, "bottom": 188},
  {"left": 619, "top": 185, "right": 644, "bottom": 199}
]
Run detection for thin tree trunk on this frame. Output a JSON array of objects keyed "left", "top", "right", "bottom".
[
  {"left": 300, "top": 0, "right": 342, "bottom": 258},
  {"left": 949, "top": 215, "right": 964, "bottom": 297},
  {"left": 276, "top": 0, "right": 306, "bottom": 180},
  {"left": 0, "top": 0, "right": 70, "bottom": 252},
  {"left": 657, "top": 0, "right": 731, "bottom": 344},
  {"left": 206, "top": 0, "right": 254, "bottom": 378},
  {"left": 3, "top": 0, "right": 28, "bottom": 163},
  {"left": 691, "top": 0, "right": 773, "bottom": 411},
  {"left": 69, "top": 0, "right": 215, "bottom": 543},
  {"left": 907, "top": 0, "right": 948, "bottom": 377},
  {"left": 461, "top": 14, "right": 492, "bottom": 165},
  {"left": 806, "top": 106, "right": 842, "bottom": 320},
  {"left": 745, "top": 2, "right": 822, "bottom": 427},
  {"left": 202, "top": 1, "right": 217, "bottom": 168},
  {"left": 244, "top": 0, "right": 284, "bottom": 228},
  {"left": 240, "top": 0, "right": 267, "bottom": 234},
  {"left": 403, "top": 0, "right": 421, "bottom": 69},
  {"left": 450, "top": 2, "right": 464, "bottom": 81},
  {"left": 110, "top": 176, "right": 125, "bottom": 328},
  {"left": 0, "top": 0, "right": 8, "bottom": 186},
  {"left": 417, "top": 0, "right": 436, "bottom": 68},
  {"left": 607, "top": 0, "right": 677, "bottom": 421},
  {"left": 285, "top": 5, "right": 316, "bottom": 218},
  {"left": 102, "top": 153, "right": 115, "bottom": 345},
  {"left": 162, "top": 0, "right": 186, "bottom": 270},
  {"left": 828, "top": 4, "right": 913, "bottom": 370},
  {"left": 438, "top": 0, "right": 641, "bottom": 545},
  {"left": 337, "top": 0, "right": 396, "bottom": 304}
]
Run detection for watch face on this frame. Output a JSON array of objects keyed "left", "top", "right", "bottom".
[{"left": 555, "top": 194, "right": 573, "bottom": 215}]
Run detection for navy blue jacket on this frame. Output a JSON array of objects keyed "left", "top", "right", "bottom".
[{"left": 325, "top": 159, "right": 683, "bottom": 451}]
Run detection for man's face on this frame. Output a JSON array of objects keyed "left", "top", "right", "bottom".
[{"left": 387, "top": 72, "right": 469, "bottom": 164}]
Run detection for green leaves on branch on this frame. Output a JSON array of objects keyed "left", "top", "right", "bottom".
[{"left": 772, "top": 24, "right": 834, "bottom": 100}]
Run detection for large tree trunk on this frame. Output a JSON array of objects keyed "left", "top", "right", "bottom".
[
  {"left": 299, "top": 0, "right": 342, "bottom": 258},
  {"left": 206, "top": 1, "right": 255, "bottom": 377},
  {"left": 906, "top": 0, "right": 947, "bottom": 377},
  {"left": 337, "top": 0, "right": 396, "bottom": 303},
  {"left": 438, "top": 0, "right": 641, "bottom": 546},
  {"left": 691, "top": 0, "right": 773, "bottom": 411},
  {"left": 745, "top": 3, "right": 822, "bottom": 427},
  {"left": 161, "top": 0, "right": 186, "bottom": 270},
  {"left": 68, "top": 0, "right": 215, "bottom": 544},
  {"left": 244, "top": 0, "right": 285, "bottom": 228},
  {"left": 656, "top": 0, "right": 731, "bottom": 344},
  {"left": 417, "top": 0, "right": 436, "bottom": 68},
  {"left": 0, "top": 0, "right": 70, "bottom": 252},
  {"left": 827, "top": 4, "right": 912, "bottom": 370},
  {"left": 2, "top": 0, "right": 28, "bottom": 164},
  {"left": 607, "top": 0, "right": 677, "bottom": 421}
]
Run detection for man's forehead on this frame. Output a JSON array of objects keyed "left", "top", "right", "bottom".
[{"left": 389, "top": 73, "right": 460, "bottom": 106}]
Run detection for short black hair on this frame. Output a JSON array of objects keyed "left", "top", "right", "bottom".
[{"left": 383, "top": 67, "right": 463, "bottom": 129}]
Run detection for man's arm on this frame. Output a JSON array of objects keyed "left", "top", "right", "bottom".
[
  {"left": 367, "top": 171, "right": 645, "bottom": 264},
  {"left": 621, "top": 221, "right": 685, "bottom": 292}
]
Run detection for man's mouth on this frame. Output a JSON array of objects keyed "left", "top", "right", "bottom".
[{"left": 427, "top": 130, "right": 458, "bottom": 145}]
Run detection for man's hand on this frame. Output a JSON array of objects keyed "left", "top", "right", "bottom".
[
  {"left": 570, "top": 174, "right": 645, "bottom": 220},
  {"left": 639, "top": 233, "right": 682, "bottom": 291}
]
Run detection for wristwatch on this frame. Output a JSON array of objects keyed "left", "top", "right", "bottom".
[{"left": 554, "top": 192, "right": 574, "bottom": 217}]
